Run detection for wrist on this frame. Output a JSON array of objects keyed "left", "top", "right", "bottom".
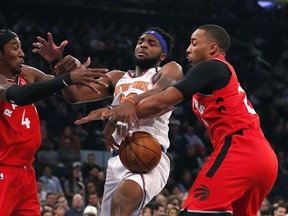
[
  {"left": 49, "top": 58, "right": 61, "bottom": 66},
  {"left": 124, "top": 97, "right": 138, "bottom": 106},
  {"left": 59, "top": 73, "right": 72, "bottom": 87},
  {"left": 108, "top": 116, "right": 117, "bottom": 127}
]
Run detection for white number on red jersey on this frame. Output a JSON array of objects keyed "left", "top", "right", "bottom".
[
  {"left": 21, "top": 110, "right": 31, "bottom": 129},
  {"left": 238, "top": 86, "right": 256, "bottom": 114}
]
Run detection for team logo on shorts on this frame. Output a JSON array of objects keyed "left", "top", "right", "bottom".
[
  {"left": 0, "top": 173, "right": 4, "bottom": 180},
  {"left": 194, "top": 184, "right": 210, "bottom": 201}
]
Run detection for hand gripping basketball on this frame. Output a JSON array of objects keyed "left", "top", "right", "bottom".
[{"left": 119, "top": 131, "right": 162, "bottom": 173}]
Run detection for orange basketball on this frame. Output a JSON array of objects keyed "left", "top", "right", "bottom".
[{"left": 119, "top": 131, "right": 162, "bottom": 173}]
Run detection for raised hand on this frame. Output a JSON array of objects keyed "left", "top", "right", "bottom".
[
  {"left": 32, "top": 32, "right": 68, "bottom": 62},
  {"left": 53, "top": 55, "right": 82, "bottom": 76},
  {"left": 69, "top": 58, "right": 110, "bottom": 93}
]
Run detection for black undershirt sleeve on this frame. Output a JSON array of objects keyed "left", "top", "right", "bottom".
[
  {"left": 174, "top": 60, "right": 231, "bottom": 101},
  {"left": 5, "top": 73, "right": 72, "bottom": 106}
]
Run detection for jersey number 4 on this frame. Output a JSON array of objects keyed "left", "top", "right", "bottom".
[{"left": 21, "top": 110, "right": 31, "bottom": 129}]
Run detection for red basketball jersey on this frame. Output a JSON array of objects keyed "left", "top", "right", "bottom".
[
  {"left": 192, "top": 55, "right": 262, "bottom": 146},
  {"left": 0, "top": 74, "right": 41, "bottom": 166}
]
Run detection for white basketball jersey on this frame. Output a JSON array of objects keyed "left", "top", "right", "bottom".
[{"left": 111, "top": 67, "right": 171, "bottom": 151}]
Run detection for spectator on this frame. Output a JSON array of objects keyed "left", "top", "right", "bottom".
[
  {"left": 63, "top": 166, "right": 84, "bottom": 201},
  {"left": 36, "top": 138, "right": 60, "bottom": 169},
  {"left": 45, "top": 192, "right": 58, "bottom": 206},
  {"left": 273, "top": 204, "right": 287, "bottom": 216},
  {"left": 40, "top": 165, "right": 63, "bottom": 194},
  {"left": 152, "top": 203, "right": 166, "bottom": 216},
  {"left": 41, "top": 209, "right": 53, "bottom": 216},
  {"left": 82, "top": 153, "right": 102, "bottom": 179},
  {"left": 140, "top": 205, "right": 153, "bottom": 216},
  {"left": 86, "top": 193, "right": 101, "bottom": 215},
  {"left": 83, "top": 206, "right": 98, "bottom": 216},
  {"left": 54, "top": 204, "right": 66, "bottom": 216},
  {"left": 56, "top": 194, "right": 70, "bottom": 211},
  {"left": 37, "top": 178, "right": 47, "bottom": 205},
  {"left": 65, "top": 194, "right": 84, "bottom": 216}
]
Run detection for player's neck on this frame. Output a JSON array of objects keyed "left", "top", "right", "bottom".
[
  {"left": 133, "top": 68, "right": 147, "bottom": 77},
  {"left": 0, "top": 70, "right": 18, "bottom": 81}
]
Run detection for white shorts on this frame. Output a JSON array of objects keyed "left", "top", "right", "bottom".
[{"left": 100, "top": 152, "right": 170, "bottom": 216}]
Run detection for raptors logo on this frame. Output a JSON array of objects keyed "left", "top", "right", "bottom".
[{"left": 194, "top": 184, "right": 210, "bottom": 201}]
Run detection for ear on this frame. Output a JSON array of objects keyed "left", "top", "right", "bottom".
[
  {"left": 209, "top": 43, "right": 218, "bottom": 55},
  {"left": 160, "top": 53, "right": 167, "bottom": 61}
]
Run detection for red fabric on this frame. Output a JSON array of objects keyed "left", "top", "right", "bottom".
[
  {"left": 0, "top": 166, "right": 40, "bottom": 215},
  {"left": 184, "top": 56, "right": 278, "bottom": 215},
  {"left": 182, "top": 129, "right": 278, "bottom": 216},
  {"left": 0, "top": 74, "right": 41, "bottom": 166},
  {"left": 192, "top": 55, "right": 261, "bottom": 147}
]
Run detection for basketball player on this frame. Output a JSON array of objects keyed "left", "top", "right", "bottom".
[
  {"left": 0, "top": 29, "right": 108, "bottom": 216},
  {"left": 65, "top": 27, "right": 183, "bottom": 215},
  {"left": 107, "top": 24, "right": 278, "bottom": 216}
]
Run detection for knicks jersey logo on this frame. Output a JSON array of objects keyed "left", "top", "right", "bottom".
[{"left": 114, "top": 81, "right": 150, "bottom": 97}]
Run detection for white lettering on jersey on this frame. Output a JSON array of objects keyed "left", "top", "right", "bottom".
[
  {"left": 193, "top": 98, "right": 209, "bottom": 127},
  {"left": 238, "top": 86, "right": 256, "bottom": 114},
  {"left": 21, "top": 110, "right": 31, "bottom": 129},
  {"left": 3, "top": 104, "right": 18, "bottom": 117}
]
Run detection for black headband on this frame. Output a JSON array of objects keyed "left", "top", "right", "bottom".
[{"left": 0, "top": 30, "right": 18, "bottom": 50}]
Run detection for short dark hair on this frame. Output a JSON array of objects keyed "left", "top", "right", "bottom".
[
  {"left": 0, "top": 29, "right": 18, "bottom": 52},
  {"left": 198, "top": 24, "right": 231, "bottom": 52},
  {"left": 143, "top": 26, "right": 174, "bottom": 56}
]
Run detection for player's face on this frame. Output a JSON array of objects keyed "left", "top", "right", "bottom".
[
  {"left": 134, "top": 34, "right": 166, "bottom": 69},
  {"left": 186, "top": 29, "right": 213, "bottom": 65},
  {"left": 0, "top": 37, "right": 24, "bottom": 74}
]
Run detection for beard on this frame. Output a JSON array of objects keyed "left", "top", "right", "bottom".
[{"left": 133, "top": 55, "right": 160, "bottom": 69}]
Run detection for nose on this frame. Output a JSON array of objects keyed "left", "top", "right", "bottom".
[
  {"left": 140, "top": 41, "right": 148, "bottom": 48},
  {"left": 19, "top": 48, "right": 25, "bottom": 58},
  {"left": 186, "top": 45, "right": 191, "bottom": 54}
]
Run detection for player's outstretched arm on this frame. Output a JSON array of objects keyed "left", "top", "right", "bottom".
[
  {"left": 74, "top": 107, "right": 114, "bottom": 125},
  {"left": 136, "top": 87, "right": 184, "bottom": 119}
]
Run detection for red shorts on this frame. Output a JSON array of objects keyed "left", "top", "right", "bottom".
[
  {"left": 0, "top": 165, "right": 40, "bottom": 216},
  {"left": 181, "top": 129, "right": 278, "bottom": 216}
]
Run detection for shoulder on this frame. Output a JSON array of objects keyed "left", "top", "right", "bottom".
[
  {"left": 160, "top": 61, "right": 182, "bottom": 74},
  {"left": 155, "top": 61, "right": 183, "bottom": 83},
  {"left": 107, "top": 70, "right": 126, "bottom": 87},
  {"left": 20, "top": 65, "right": 53, "bottom": 83},
  {"left": 194, "top": 60, "right": 228, "bottom": 70}
]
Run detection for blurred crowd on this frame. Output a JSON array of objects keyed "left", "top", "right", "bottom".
[{"left": 2, "top": 0, "right": 288, "bottom": 215}]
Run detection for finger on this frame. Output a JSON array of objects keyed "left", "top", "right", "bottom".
[
  {"left": 36, "top": 36, "right": 48, "bottom": 45},
  {"left": 92, "top": 80, "right": 108, "bottom": 88},
  {"left": 74, "top": 118, "right": 91, "bottom": 125},
  {"left": 88, "top": 68, "right": 109, "bottom": 74},
  {"left": 82, "top": 57, "right": 91, "bottom": 68},
  {"left": 31, "top": 48, "right": 40, "bottom": 53},
  {"left": 88, "top": 83, "right": 101, "bottom": 94},
  {"left": 59, "top": 40, "right": 69, "bottom": 52},
  {"left": 101, "top": 112, "right": 113, "bottom": 119},
  {"left": 62, "top": 59, "right": 77, "bottom": 71},
  {"left": 47, "top": 32, "right": 53, "bottom": 44}
]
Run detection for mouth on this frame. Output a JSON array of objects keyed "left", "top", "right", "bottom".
[
  {"left": 137, "top": 51, "right": 147, "bottom": 57},
  {"left": 19, "top": 61, "right": 25, "bottom": 67}
]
